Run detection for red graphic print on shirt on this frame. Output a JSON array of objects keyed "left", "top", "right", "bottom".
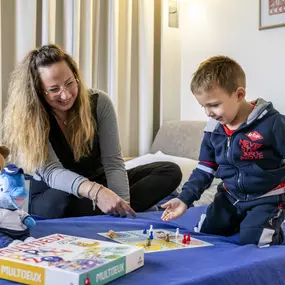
[{"left": 239, "top": 139, "right": 264, "bottom": 160}]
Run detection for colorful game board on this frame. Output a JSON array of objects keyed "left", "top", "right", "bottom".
[{"left": 98, "top": 229, "right": 213, "bottom": 253}]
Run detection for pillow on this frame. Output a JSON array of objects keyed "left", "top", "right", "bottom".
[{"left": 125, "top": 151, "right": 219, "bottom": 207}]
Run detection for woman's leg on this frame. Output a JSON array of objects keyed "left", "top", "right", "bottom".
[
  {"left": 30, "top": 161, "right": 182, "bottom": 217},
  {"left": 128, "top": 162, "right": 182, "bottom": 212},
  {"left": 30, "top": 178, "right": 72, "bottom": 219},
  {"left": 30, "top": 179, "right": 103, "bottom": 219}
]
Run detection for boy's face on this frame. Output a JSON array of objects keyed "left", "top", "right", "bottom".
[{"left": 194, "top": 86, "right": 242, "bottom": 125}]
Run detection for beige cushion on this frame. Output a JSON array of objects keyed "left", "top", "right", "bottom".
[{"left": 150, "top": 121, "right": 207, "bottom": 160}]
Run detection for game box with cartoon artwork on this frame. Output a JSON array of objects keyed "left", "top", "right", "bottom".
[{"left": 0, "top": 234, "right": 144, "bottom": 285}]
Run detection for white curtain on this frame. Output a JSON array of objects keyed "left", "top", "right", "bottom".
[{"left": 0, "top": 0, "right": 161, "bottom": 157}]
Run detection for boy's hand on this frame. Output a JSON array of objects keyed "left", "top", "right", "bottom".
[{"left": 161, "top": 198, "right": 187, "bottom": 221}]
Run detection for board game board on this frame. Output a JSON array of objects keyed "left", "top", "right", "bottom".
[
  {"left": 98, "top": 229, "right": 213, "bottom": 253},
  {"left": 0, "top": 234, "right": 144, "bottom": 285}
]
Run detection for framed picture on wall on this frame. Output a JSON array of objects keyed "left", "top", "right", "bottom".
[{"left": 259, "top": 0, "right": 285, "bottom": 30}]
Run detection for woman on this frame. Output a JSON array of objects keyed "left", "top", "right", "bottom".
[{"left": 3, "top": 44, "right": 182, "bottom": 219}]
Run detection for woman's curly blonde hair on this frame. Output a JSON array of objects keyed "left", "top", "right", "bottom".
[{"left": 2, "top": 44, "right": 95, "bottom": 173}]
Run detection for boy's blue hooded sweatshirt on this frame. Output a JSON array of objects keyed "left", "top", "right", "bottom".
[{"left": 179, "top": 98, "right": 285, "bottom": 207}]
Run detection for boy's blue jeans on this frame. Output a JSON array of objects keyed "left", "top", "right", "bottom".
[{"left": 195, "top": 185, "right": 285, "bottom": 246}]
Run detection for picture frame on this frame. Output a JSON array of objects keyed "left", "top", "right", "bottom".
[{"left": 259, "top": 0, "right": 285, "bottom": 30}]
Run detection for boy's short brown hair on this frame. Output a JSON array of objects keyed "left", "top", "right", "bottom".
[{"left": 190, "top": 56, "right": 246, "bottom": 95}]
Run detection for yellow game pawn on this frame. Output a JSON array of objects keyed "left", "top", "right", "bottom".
[
  {"left": 165, "top": 233, "right": 170, "bottom": 242},
  {"left": 146, "top": 237, "right": 151, "bottom": 247},
  {"left": 107, "top": 230, "right": 116, "bottom": 239}
]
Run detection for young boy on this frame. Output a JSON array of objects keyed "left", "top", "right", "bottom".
[{"left": 161, "top": 56, "right": 285, "bottom": 246}]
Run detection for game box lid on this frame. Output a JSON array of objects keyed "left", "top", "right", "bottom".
[{"left": 0, "top": 234, "right": 144, "bottom": 285}]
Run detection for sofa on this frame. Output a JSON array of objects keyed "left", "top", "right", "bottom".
[{"left": 125, "top": 120, "right": 220, "bottom": 206}]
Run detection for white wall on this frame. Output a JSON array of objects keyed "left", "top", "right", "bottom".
[{"left": 180, "top": 0, "right": 285, "bottom": 121}]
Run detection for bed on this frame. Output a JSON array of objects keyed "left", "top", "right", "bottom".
[
  {"left": 2, "top": 206, "right": 285, "bottom": 285},
  {"left": 1, "top": 120, "right": 285, "bottom": 285}
]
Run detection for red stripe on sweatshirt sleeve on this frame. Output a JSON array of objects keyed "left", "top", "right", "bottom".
[{"left": 200, "top": 160, "right": 218, "bottom": 169}]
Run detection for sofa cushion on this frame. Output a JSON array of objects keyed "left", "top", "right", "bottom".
[{"left": 150, "top": 121, "right": 207, "bottom": 160}]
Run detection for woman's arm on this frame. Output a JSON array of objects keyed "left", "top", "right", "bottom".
[
  {"left": 33, "top": 142, "right": 88, "bottom": 197},
  {"left": 96, "top": 91, "right": 130, "bottom": 201}
]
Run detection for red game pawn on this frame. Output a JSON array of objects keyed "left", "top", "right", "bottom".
[
  {"left": 186, "top": 233, "right": 191, "bottom": 244},
  {"left": 84, "top": 275, "right": 92, "bottom": 285},
  {"left": 182, "top": 234, "right": 187, "bottom": 244}
]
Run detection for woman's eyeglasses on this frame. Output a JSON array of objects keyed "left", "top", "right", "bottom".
[{"left": 44, "top": 78, "right": 79, "bottom": 98}]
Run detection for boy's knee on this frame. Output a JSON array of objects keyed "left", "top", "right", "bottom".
[
  {"left": 239, "top": 227, "right": 284, "bottom": 246},
  {"left": 239, "top": 230, "right": 258, "bottom": 245},
  {"left": 199, "top": 219, "right": 234, "bottom": 236}
]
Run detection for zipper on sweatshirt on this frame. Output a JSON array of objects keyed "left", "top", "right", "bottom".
[
  {"left": 237, "top": 171, "right": 244, "bottom": 193},
  {"left": 226, "top": 137, "right": 231, "bottom": 162},
  {"left": 226, "top": 135, "right": 244, "bottom": 193}
]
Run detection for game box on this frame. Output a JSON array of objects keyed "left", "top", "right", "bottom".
[{"left": 0, "top": 234, "right": 144, "bottom": 285}]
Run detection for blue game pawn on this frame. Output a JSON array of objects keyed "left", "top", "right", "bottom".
[
  {"left": 149, "top": 232, "right": 153, "bottom": 240},
  {"left": 143, "top": 228, "right": 147, "bottom": 234}
]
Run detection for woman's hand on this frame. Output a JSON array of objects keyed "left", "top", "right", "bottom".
[
  {"left": 96, "top": 186, "right": 136, "bottom": 217},
  {"left": 78, "top": 181, "right": 136, "bottom": 217}
]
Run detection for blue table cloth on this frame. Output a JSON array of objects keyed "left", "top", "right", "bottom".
[{"left": 1, "top": 206, "right": 285, "bottom": 285}]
